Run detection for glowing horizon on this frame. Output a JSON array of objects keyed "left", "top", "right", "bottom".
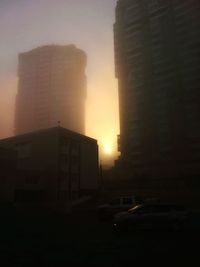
[
  {"left": 0, "top": 67, "right": 119, "bottom": 163},
  {"left": 86, "top": 63, "right": 119, "bottom": 163}
]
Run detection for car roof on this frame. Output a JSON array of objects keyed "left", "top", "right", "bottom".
[{"left": 128, "top": 203, "right": 185, "bottom": 212}]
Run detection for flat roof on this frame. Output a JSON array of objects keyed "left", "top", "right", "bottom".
[
  {"left": 19, "top": 44, "right": 86, "bottom": 58},
  {"left": 0, "top": 127, "right": 97, "bottom": 144}
]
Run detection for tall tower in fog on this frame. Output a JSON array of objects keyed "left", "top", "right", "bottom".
[
  {"left": 15, "top": 45, "right": 87, "bottom": 135},
  {"left": 114, "top": 0, "right": 200, "bottom": 177}
]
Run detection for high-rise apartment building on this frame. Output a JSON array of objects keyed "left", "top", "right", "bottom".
[
  {"left": 15, "top": 45, "right": 87, "bottom": 135},
  {"left": 114, "top": 0, "right": 200, "bottom": 178}
]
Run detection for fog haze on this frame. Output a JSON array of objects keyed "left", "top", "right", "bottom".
[{"left": 0, "top": 0, "right": 119, "bottom": 162}]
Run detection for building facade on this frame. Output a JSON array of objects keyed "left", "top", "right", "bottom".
[
  {"left": 0, "top": 127, "right": 99, "bottom": 209},
  {"left": 15, "top": 45, "right": 87, "bottom": 135},
  {"left": 114, "top": 0, "right": 200, "bottom": 178},
  {"left": 0, "top": 147, "right": 17, "bottom": 203}
]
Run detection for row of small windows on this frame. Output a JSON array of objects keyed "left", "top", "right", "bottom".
[
  {"left": 126, "top": 0, "right": 167, "bottom": 15},
  {"left": 20, "top": 65, "right": 75, "bottom": 76},
  {"left": 125, "top": 7, "right": 142, "bottom": 25},
  {"left": 126, "top": 29, "right": 144, "bottom": 40},
  {"left": 126, "top": 0, "right": 140, "bottom": 11},
  {"left": 125, "top": 22, "right": 142, "bottom": 34},
  {"left": 146, "top": 0, "right": 167, "bottom": 12},
  {"left": 178, "top": 48, "right": 200, "bottom": 61}
]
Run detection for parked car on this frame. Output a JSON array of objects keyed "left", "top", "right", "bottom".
[
  {"left": 113, "top": 203, "right": 188, "bottom": 231},
  {"left": 97, "top": 196, "right": 140, "bottom": 220}
]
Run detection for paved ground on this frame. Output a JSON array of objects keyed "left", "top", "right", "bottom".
[{"left": 0, "top": 208, "right": 200, "bottom": 266}]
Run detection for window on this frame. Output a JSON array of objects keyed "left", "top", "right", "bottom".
[
  {"left": 146, "top": 0, "right": 166, "bottom": 14},
  {"left": 25, "top": 175, "right": 40, "bottom": 185},
  {"left": 131, "top": 137, "right": 141, "bottom": 148},
  {"left": 14, "top": 190, "right": 44, "bottom": 202},
  {"left": 71, "top": 173, "right": 79, "bottom": 182},
  {"left": 71, "top": 191, "right": 78, "bottom": 200},
  {"left": 71, "top": 143, "right": 79, "bottom": 156},
  {"left": 123, "top": 198, "right": 133, "bottom": 205},
  {"left": 130, "top": 205, "right": 154, "bottom": 214},
  {"left": 60, "top": 155, "right": 69, "bottom": 172},
  {"left": 126, "top": 1, "right": 140, "bottom": 11},
  {"left": 61, "top": 139, "right": 70, "bottom": 154},
  {"left": 125, "top": 7, "right": 141, "bottom": 25},
  {"left": 71, "top": 163, "right": 79, "bottom": 173},
  {"left": 131, "top": 150, "right": 142, "bottom": 156},
  {"left": 149, "top": 19, "right": 162, "bottom": 37},
  {"left": 16, "top": 143, "right": 31, "bottom": 159},
  {"left": 58, "top": 190, "right": 68, "bottom": 201}
]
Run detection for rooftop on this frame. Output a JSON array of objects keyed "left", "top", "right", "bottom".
[{"left": 0, "top": 126, "right": 97, "bottom": 144}]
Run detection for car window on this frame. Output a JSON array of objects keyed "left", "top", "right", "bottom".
[
  {"left": 127, "top": 203, "right": 185, "bottom": 214},
  {"left": 128, "top": 205, "right": 150, "bottom": 213},
  {"left": 123, "top": 197, "right": 133, "bottom": 205},
  {"left": 134, "top": 196, "right": 143, "bottom": 204},
  {"left": 129, "top": 205, "right": 161, "bottom": 214},
  {"left": 128, "top": 205, "right": 143, "bottom": 213}
]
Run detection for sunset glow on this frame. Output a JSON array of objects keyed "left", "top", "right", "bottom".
[
  {"left": 86, "top": 64, "right": 119, "bottom": 163},
  {"left": 103, "top": 143, "right": 113, "bottom": 155},
  {"left": 0, "top": 0, "right": 119, "bottom": 165}
]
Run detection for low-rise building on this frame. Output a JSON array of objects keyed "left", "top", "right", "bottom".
[
  {"left": 0, "top": 146, "right": 17, "bottom": 203},
  {"left": 0, "top": 127, "right": 99, "bottom": 210}
]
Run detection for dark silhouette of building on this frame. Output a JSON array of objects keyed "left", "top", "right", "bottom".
[
  {"left": 15, "top": 45, "right": 87, "bottom": 135},
  {"left": 0, "top": 147, "right": 17, "bottom": 203},
  {"left": 114, "top": 0, "right": 200, "bottom": 178},
  {"left": 0, "top": 127, "right": 99, "bottom": 210}
]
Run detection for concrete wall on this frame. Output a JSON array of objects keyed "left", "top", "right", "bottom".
[
  {"left": 80, "top": 141, "right": 99, "bottom": 192},
  {"left": 0, "top": 127, "right": 99, "bottom": 206},
  {"left": 0, "top": 147, "right": 17, "bottom": 202}
]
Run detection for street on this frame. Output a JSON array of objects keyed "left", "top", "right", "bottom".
[{"left": 0, "top": 208, "right": 200, "bottom": 266}]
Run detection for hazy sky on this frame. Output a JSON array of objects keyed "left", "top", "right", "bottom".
[{"left": 0, "top": 0, "right": 119, "bottom": 162}]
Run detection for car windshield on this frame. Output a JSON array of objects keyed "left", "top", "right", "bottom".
[
  {"left": 128, "top": 204, "right": 185, "bottom": 214},
  {"left": 128, "top": 204, "right": 143, "bottom": 213}
]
